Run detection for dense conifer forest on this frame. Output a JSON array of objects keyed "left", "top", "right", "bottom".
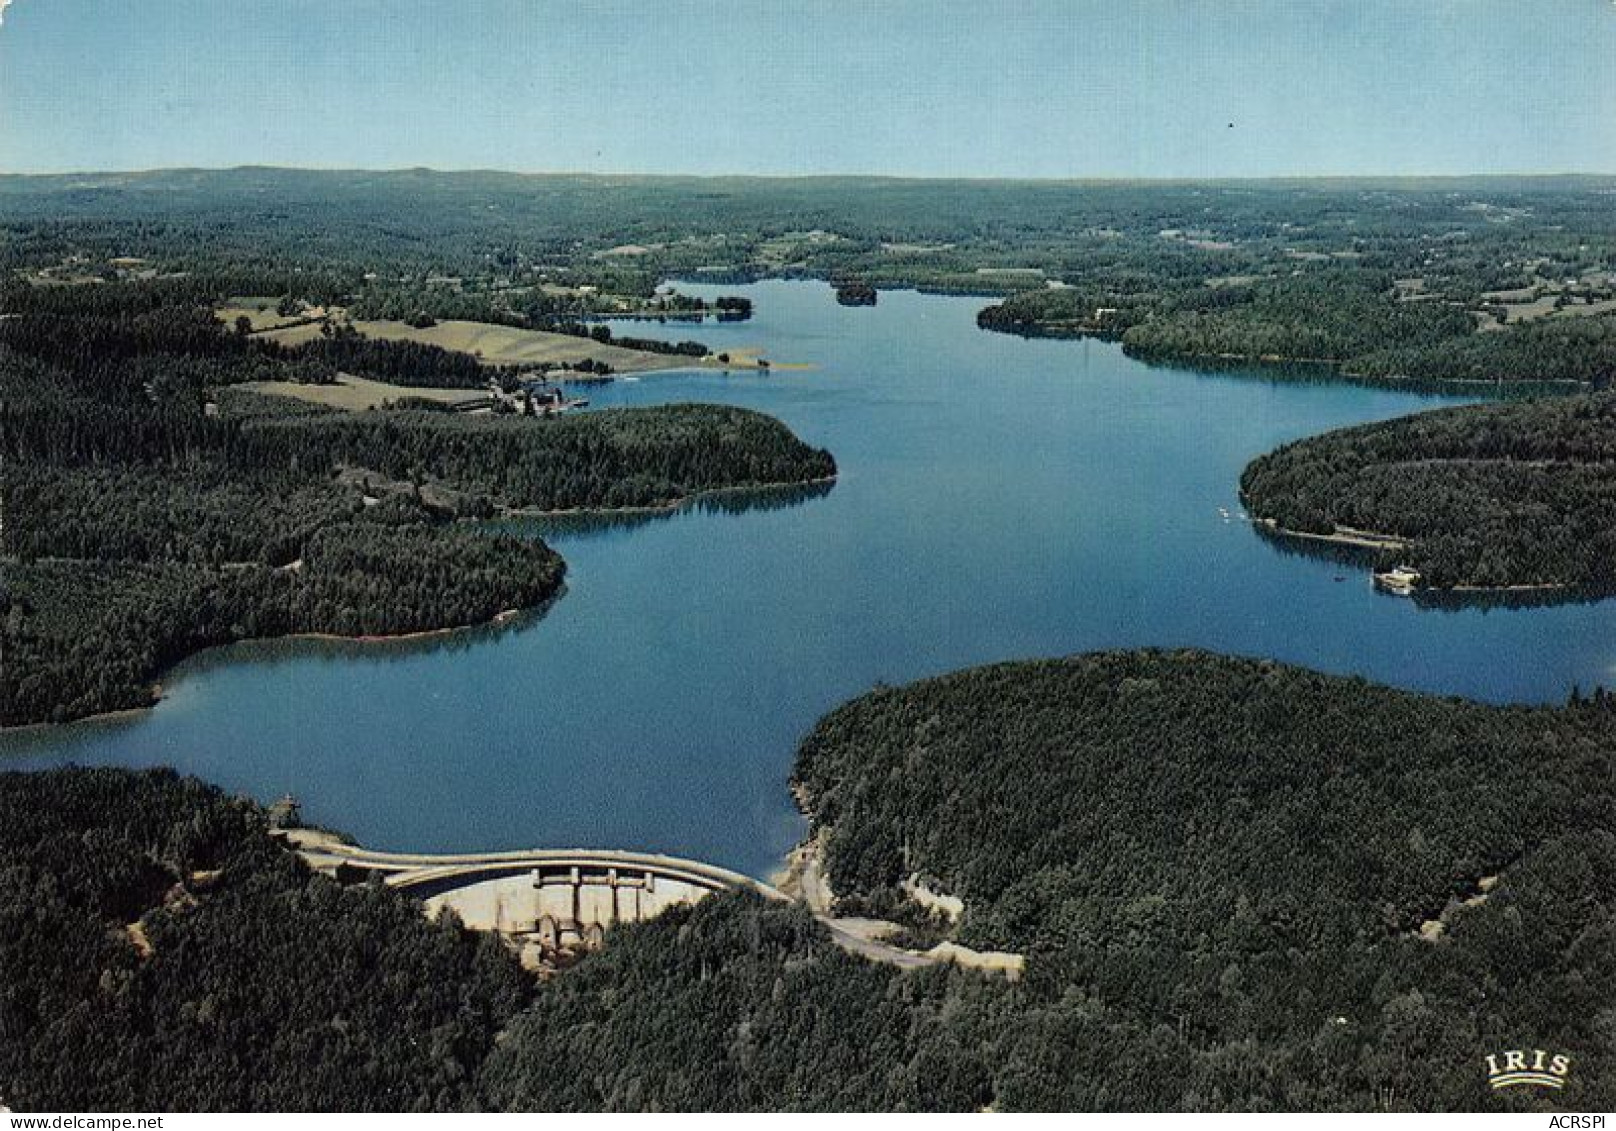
[
  {"left": 0, "top": 274, "right": 834, "bottom": 726},
  {"left": 785, "top": 651, "right": 1616, "bottom": 1110},
  {"left": 1239, "top": 392, "right": 1616, "bottom": 591},
  {"left": 0, "top": 768, "right": 531, "bottom": 1111},
  {"left": 981, "top": 272, "right": 1616, "bottom": 387},
  {"left": 6, "top": 652, "right": 1613, "bottom": 1110}
]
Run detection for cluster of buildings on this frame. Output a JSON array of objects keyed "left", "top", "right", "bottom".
[{"left": 487, "top": 376, "right": 589, "bottom": 416}]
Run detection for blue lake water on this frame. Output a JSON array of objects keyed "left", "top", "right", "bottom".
[{"left": 6, "top": 281, "right": 1615, "bottom": 877}]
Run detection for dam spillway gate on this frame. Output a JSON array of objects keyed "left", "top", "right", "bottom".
[{"left": 279, "top": 829, "right": 788, "bottom": 970}]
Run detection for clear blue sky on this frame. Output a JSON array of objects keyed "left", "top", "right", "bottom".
[{"left": 2, "top": 0, "right": 1614, "bottom": 177}]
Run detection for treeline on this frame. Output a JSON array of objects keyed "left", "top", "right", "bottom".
[
  {"left": 596, "top": 332, "right": 706, "bottom": 358},
  {"left": 0, "top": 768, "right": 531, "bottom": 1110},
  {"left": 1240, "top": 391, "right": 1616, "bottom": 590},
  {"left": 1347, "top": 313, "right": 1616, "bottom": 386},
  {"left": 228, "top": 393, "right": 835, "bottom": 512},
  {"left": 975, "top": 287, "right": 1138, "bottom": 337},
  {"left": 545, "top": 319, "right": 709, "bottom": 358},
  {"left": 8, "top": 170, "right": 1616, "bottom": 393},
  {"left": 0, "top": 276, "right": 341, "bottom": 397},
  {"left": 0, "top": 278, "right": 834, "bottom": 725},
  {"left": 0, "top": 277, "right": 303, "bottom": 376},
  {"left": 287, "top": 325, "right": 495, "bottom": 388},
  {"left": 1120, "top": 272, "right": 1475, "bottom": 364}
]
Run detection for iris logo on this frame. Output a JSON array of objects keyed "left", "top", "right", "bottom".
[{"left": 1485, "top": 1049, "right": 1571, "bottom": 1090}]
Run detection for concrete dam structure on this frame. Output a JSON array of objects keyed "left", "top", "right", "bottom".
[
  {"left": 282, "top": 829, "right": 786, "bottom": 961},
  {"left": 278, "top": 827, "right": 1018, "bottom": 976}
]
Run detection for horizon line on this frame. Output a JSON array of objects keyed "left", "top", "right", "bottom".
[{"left": 3, "top": 163, "right": 1616, "bottom": 186}]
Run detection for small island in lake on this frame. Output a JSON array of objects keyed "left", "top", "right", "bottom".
[{"left": 833, "top": 280, "right": 877, "bottom": 306}]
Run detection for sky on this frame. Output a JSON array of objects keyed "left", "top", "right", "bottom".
[{"left": 1, "top": 0, "right": 1614, "bottom": 178}]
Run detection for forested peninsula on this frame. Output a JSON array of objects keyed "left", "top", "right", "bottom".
[
  {"left": 788, "top": 650, "right": 1616, "bottom": 1110},
  {"left": 0, "top": 276, "right": 834, "bottom": 726},
  {"left": 979, "top": 273, "right": 1616, "bottom": 387},
  {"left": 5, "top": 652, "right": 1613, "bottom": 1110},
  {"left": 1240, "top": 391, "right": 1616, "bottom": 593}
]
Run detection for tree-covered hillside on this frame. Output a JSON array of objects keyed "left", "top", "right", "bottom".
[
  {"left": 0, "top": 276, "right": 834, "bottom": 726},
  {"left": 981, "top": 270, "right": 1616, "bottom": 387},
  {"left": 781, "top": 651, "right": 1616, "bottom": 1110},
  {"left": 0, "top": 768, "right": 530, "bottom": 1111},
  {"left": 478, "top": 893, "right": 1002, "bottom": 1112},
  {"left": 1240, "top": 391, "right": 1616, "bottom": 591}
]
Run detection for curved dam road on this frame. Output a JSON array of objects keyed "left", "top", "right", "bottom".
[{"left": 281, "top": 830, "right": 936, "bottom": 969}]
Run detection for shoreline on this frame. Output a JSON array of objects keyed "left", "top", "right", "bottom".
[
  {"left": 281, "top": 606, "right": 526, "bottom": 646},
  {"left": 0, "top": 699, "right": 168, "bottom": 738},
  {"left": 0, "top": 608, "right": 538, "bottom": 738},
  {"left": 1252, "top": 516, "right": 1408, "bottom": 552},
  {"left": 978, "top": 326, "right": 1589, "bottom": 391},
  {"left": 1251, "top": 516, "right": 1574, "bottom": 595},
  {"left": 1448, "top": 581, "right": 1569, "bottom": 594},
  {"left": 498, "top": 473, "right": 838, "bottom": 520},
  {"left": 1134, "top": 348, "right": 1587, "bottom": 390},
  {"left": 3, "top": 472, "right": 836, "bottom": 736}
]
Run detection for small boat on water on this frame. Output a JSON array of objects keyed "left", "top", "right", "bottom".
[{"left": 1373, "top": 565, "right": 1421, "bottom": 595}]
